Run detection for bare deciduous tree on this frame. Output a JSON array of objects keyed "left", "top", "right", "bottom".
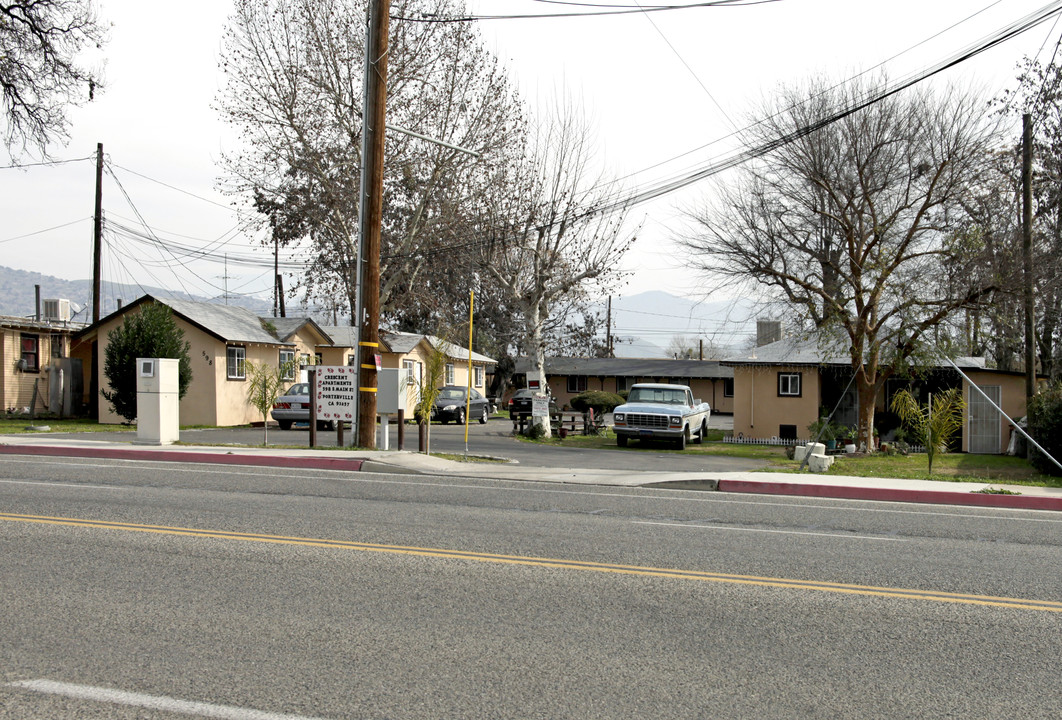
[
  {"left": 482, "top": 102, "right": 635, "bottom": 436},
  {"left": 216, "top": 0, "right": 524, "bottom": 324},
  {"left": 679, "top": 79, "right": 1002, "bottom": 449},
  {"left": 0, "top": 0, "right": 106, "bottom": 157}
]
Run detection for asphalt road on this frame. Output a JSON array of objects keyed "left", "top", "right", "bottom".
[{"left": 2, "top": 454, "right": 1061, "bottom": 718}]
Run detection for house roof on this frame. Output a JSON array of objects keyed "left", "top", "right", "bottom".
[
  {"left": 429, "top": 335, "right": 495, "bottom": 366},
  {"left": 315, "top": 328, "right": 496, "bottom": 365},
  {"left": 76, "top": 295, "right": 292, "bottom": 346},
  {"left": 319, "top": 325, "right": 358, "bottom": 348},
  {"left": 515, "top": 356, "right": 733, "bottom": 380},
  {"left": 0, "top": 315, "right": 87, "bottom": 333},
  {"left": 722, "top": 335, "right": 1008, "bottom": 373},
  {"left": 268, "top": 317, "right": 333, "bottom": 345},
  {"left": 722, "top": 336, "right": 849, "bottom": 366}
]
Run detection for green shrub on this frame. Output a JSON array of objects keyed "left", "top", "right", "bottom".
[
  {"left": 569, "top": 390, "right": 624, "bottom": 415},
  {"left": 1028, "top": 384, "right": 1062, "bottom": 476}
]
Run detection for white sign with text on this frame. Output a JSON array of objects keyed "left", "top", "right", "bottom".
[{"left": 314, "top": 366, "right": 357, "bottom": 423}]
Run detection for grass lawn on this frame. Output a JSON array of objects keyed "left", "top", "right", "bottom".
[
  {"left": 523, "top": 427, "right": 1061, "bottom": 487},
  {"left": 0, "top": 417, "right": 136, "bottom": 434}
]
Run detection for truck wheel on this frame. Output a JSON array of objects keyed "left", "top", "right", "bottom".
[
  {"left": 677, "top": 428, "right": 688, "bottom": 450},
  {"left": 278, "top": 420, "right": 293, "bottom": 430},
  {"left": 617, "top": 435, "right": 628, "bottom": 447},
  {"left": 694, "top": 420, "right": 706, "bottom": 444}
]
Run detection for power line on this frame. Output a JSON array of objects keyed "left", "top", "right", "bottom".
[{"left": 398, "top": 0, "right": 781, "bottom": 23}]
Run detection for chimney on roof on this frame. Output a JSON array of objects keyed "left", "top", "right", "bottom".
[
  {"left": 117, "top": 298, "right": 123, "bottom": 310},
  {"left": 756, "top": 319, "right": 781, "bottom": 347},
  {"left": 35, "top": 285, "right": 41, "bottom": 321}
]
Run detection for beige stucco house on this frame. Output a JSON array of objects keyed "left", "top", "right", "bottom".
[
  {"left": 76, "top": 296, "right": 332, "bottom": 426},
  {"left": 318, "top": 326, "right": 496, "bottom": 410},
  {"left": 723, "top": 336, "right": 1042, "bottom": 454}
]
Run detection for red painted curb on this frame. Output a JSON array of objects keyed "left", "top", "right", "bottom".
[
  {"left": 716, "top": 479, "right": 1062, "bottom": 512},
  {"left": 0, "top": 444, "right": 364, "bottom": 472}
]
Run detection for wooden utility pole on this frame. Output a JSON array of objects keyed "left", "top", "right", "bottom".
[
  {"left": 356, "top": 0, "right": 390, "bottom": 448},
  {"left": 92, "top": 142, "right": 103, "bottom": 322},
  {"left": 1023, "top": 113, "right": 1035, "bottom": 401},
  {"left": 606, "top": 296, "right": 613, "bottom": 357}
]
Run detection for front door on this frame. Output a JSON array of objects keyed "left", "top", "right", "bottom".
[{"left": 968, "top": 385, "right": 1001, "bottom": 454}]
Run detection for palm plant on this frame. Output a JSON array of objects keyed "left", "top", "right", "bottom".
[
  {"left": 890, "top": 388, "right": 965, "bottom": 474},
  {"left": 246, "top": 359, "right": 295, "bottom": 446}
]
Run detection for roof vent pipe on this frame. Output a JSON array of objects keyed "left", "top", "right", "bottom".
[{"left": 35, "top": 284, "right": 41, "bottom": 321}]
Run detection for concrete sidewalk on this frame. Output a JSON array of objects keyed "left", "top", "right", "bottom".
[{"left": 2, "top": 433, "right": 1061, "bottom": 512}]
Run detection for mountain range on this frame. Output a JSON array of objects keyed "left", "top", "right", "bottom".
[{"left": 0, "top": 266, "right": 763, "bottom": 359}]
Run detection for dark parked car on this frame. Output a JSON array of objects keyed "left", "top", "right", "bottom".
[
  {"left": 432, "top": 386, "right": 491, "bottom": 425},
  {"left": 271, "top": 382, "right": 334, "bottom": 430},
  {"left": 507, "top": 388, "right": 559, "bottom": 422}
]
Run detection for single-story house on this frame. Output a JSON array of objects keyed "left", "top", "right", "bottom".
[
  {"left": 72, "top": 293, "right": 498, "bottom": 426},
  {"left": 2, "top": 309, "right": 86, "bottom": 416},
  {"left": 319, "top": 326, "right": 496, "bottom": 410},
  {"left": 722, "top": 336, "right": 1043, "bottom": 454},
  {"left": 511, "top": 357, "right": 734, "bottom": 413},
  {"left": 75, "top": 295, "right": 331, "bottom": 426}
]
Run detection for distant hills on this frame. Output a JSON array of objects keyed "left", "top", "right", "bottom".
[
  {"left": 1, "top": 266, "right": 767, "bottom": 359},
  {"left": 0, "top": 265, "right": 274, "bottom": 321}
]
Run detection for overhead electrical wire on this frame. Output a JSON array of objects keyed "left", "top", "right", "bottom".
[
  {"left": 380, "top": 0, "right": 1062, "bottom": 263},
  {"left": 397, "top": 0, "right": 781, "bottom": 23}
]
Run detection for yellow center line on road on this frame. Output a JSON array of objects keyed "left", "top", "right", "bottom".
[{"left": 4, "top": 511, "right": 1061, "bottom": 613}]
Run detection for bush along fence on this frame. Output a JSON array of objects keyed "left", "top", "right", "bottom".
[{"left": 723, "top": 435, "right": 925, "bottom": 453}]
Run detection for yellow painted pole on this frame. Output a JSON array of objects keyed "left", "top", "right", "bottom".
[{"left": 465, "top": 290, "right": 474, "bottom": 451}]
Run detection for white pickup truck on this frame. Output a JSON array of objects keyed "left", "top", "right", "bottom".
[{"left": 611, "top": 383, "right": 711, "bottom": 450}]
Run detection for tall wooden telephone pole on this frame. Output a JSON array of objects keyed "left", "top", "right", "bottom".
[
  {"left": 1023, "top": 113, "right": 1035, "bottom": 402},
  {"left": 355, "top": 0, "right": 391, "bottom": 448}
]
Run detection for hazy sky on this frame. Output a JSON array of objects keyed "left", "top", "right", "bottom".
[{"left": 1, "top": 0, "right": 1058, "bottom": 319}]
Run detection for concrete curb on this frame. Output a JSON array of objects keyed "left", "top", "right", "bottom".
[
  {"left": 0, "top": 444, "right": 365, "bottom": 473},
  {"left": 716, "top": 479, "right": 1062, "bottom": 512}
]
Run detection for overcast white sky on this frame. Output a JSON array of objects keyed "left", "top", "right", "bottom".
[{"left": 2, "top": 0, "right": 1059, "bottom": 318}]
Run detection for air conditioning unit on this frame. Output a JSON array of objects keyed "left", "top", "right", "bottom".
[{"left": 42, "top": 298, "right": 71, "bottom": 322}]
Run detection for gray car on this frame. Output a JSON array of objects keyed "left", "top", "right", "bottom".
[{"left": 271, "top": 382, "right": 334, "bottom": 430}]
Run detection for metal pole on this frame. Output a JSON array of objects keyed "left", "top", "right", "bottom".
[{"left": 464, "top": 290, "right": 474, "bottom": 454}]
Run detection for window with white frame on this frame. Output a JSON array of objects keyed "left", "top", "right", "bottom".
[
  {"left": 474, "top": 365, "right": 484, "bottom": 387},
  {"left": 777, "top": 372, "right": 801, "bottom": 397},
  {"left": 403, "top": 359, "right": 419, "bottom": 387},
  {"left": 445, "top": 363, "right": 455, "bottom": 385},
  {"left": 227, "top": 346, "right": 246, "bottom": 380},
  {"left": 279, "top": 349, "right": 296, "bottom": 380},
  {"left": 567, "top": 376, "right": 588, "bottom": 393}
]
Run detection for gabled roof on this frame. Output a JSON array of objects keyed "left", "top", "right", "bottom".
[
  {"left": 515, "top": 356, "right": 732, "bottom": 379},
  {"left": 319, "top": 325, "right": 358, "bottom": 348},
  {"left": 268, "top": 317, "right": 333, "bottom": 345},
  {"left": 77, "top": 295, "right": 291, "bottom": 346},
  {"left": 429, "top": 335, "right": 495, "bottom": 365}
]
